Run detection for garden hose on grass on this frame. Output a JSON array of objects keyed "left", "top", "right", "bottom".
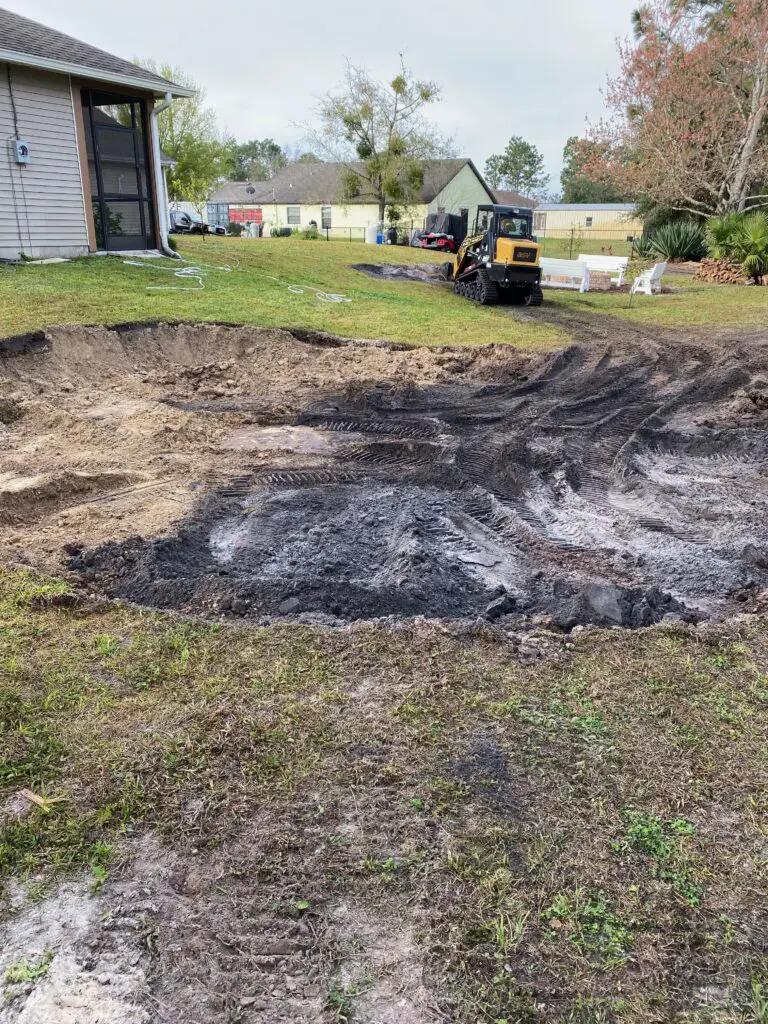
[{"left": 123, "top": 254, "right": 352, "bottom": 302}]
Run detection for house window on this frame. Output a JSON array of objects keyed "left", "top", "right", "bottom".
[
  {"left": 287, "top": 206, "right": 300, "bottom": 226},
  {"left": 585, "top": 216, "right": 594, "bottom": 228},
  {"left": 321, "top": 206, "right": 332, "bottom": 229}
]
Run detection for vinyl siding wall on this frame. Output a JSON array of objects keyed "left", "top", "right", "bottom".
[
  {"left": 430, "top": 163, "right": 494, "bottom": 225},
  {"left": 534, "top": 209, "right": 644, "bottom": 239},
  {"left": 0, "top": 64, "right": 89, "bottom": 259}
]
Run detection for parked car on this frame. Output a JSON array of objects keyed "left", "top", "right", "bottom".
[{"left": 169, "top": 210, "right": 226, "bottom": 236}]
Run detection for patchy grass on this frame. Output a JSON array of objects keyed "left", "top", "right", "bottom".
[
  {"left": 547, "top": 271, "right": 768, "bottom": 328},
  {"left": 1, "top": 565, "right": 766, "bottom": 1020},
  {"left": 0, "top": 236, "right": 562, "bottom": 349}
]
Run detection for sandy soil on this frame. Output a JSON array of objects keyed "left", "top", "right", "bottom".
[
  {"left": 2, "top": 321, "right": 768, "bottom": 627},
  {"left": 0, "top": 323, "right": 535, "bottom": 571}
]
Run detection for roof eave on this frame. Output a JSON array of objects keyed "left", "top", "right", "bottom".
[{"left": 0, "top": 48, "right": 194, "bottom": 97}]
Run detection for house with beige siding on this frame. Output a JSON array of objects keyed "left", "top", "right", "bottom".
[
  {"left": 533, "top": 203, "right": 643, "bottom": 240},
  {"left": 0, "top": 8, "right": 191, "bottom": 260},
  {"left": 208, "top": 159, "right": 496, "bottom": 238}
]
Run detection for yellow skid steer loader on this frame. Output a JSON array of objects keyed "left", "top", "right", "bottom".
[{"left": 443, "top": 204, "right": 543, "bottom": 306}]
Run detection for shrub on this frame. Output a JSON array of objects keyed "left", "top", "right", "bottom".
[
  {"left": 301, "top": 228, "right": 323, "bottom": 240},
  {"left": 227, "top": 222, "right": 244, "bottom": 237},
  {"left": 708, "top": 211, "right": 768, "bottom": 285},
  {"left": 642, "top": 220, "right": 707, "bottom": 262},
  {"left": 633, "top": 234, "right": 656, "bottom": 260}
]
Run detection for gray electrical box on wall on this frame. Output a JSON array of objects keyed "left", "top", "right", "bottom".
[{"left": 10, "top": 139, "right": 30, "bottom": 164}]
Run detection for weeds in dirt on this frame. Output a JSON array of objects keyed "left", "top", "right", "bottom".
[
  {"left": 746, "top": 979, "right": 768, "bottom": 1024},
  {"left": 3, "top": 951, "right": 55, "bottom": 987},
  {"left": 489, "top": 909, "right": 530, "bottom": 955},
  {"left": 543, "top": 889, "right": 632, "bottom": 968},
  {"left": 326, "top": 981, "right": 357, "bottom": 1022},
  {"left": 92, "top": 633, "right": 120, "bottom": 657},
  {"left": 89, "top": 862, "right": 108, "bottom": 893},
  {"left": 615, "top": 808, "right": 702, "bottom": 906}
]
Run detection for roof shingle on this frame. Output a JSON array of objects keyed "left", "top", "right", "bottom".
[
  {"left": 493, "top": 189, "right": 537, "bottom": 209},
  {"left": 210, "top": 159, "right": 490, "bottom": 206},
  {"left": 0, "top": 8, "right": 190, "bottom": 95}
]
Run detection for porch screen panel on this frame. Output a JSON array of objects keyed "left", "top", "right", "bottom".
[{"left": 82, "top": 90, "right": 155, "bottom": 251}]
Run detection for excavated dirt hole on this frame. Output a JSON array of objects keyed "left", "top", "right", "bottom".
[
  {"left": 1, "top": 321, "right": 767, "bottom": 628},
  {"left": 5, "top": 324, "right": 754, "bottom": 629}
]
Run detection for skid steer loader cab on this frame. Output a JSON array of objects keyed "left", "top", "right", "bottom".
[{"left": 446, "top": 204, "right": 543, "bottom": 306}]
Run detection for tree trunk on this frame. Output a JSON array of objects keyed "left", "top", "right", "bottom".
[
  {"left": 732, "top": 39, "right": 768, "bottom": 211},
  {"left": 378, "top": 196, "right": 386, "bottom": 225}
]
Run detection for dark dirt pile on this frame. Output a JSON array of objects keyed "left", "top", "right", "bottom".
[
  {"left": 352, "top": 263, "right": 447, "bottom": 283},
  {"left": 67, "top": 333, "right": 768, "bottom": 628}
]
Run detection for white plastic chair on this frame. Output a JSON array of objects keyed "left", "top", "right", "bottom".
[{"left": 631, "top": 262, "right": 667, "bottom": 295}]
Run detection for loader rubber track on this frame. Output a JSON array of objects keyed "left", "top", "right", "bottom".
[{"left": 454, "top": 268, "right": 500, "bottom": 305}]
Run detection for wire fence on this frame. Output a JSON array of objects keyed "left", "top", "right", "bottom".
[
  {"left": 318, "top": 224, "right": 643, "bottom": 255},
  {"left": 319, "top": 221, "right": 422, "bottom": 244},
  {"left": 230, "top": 221, "right": 644, "bottom": 257},
  {"left": 536, "top": 227, "right": 642, "bottom": 259}
]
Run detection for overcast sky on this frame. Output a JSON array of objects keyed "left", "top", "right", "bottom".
[{"left": 10, "top": 0, "right": 638, "bottom": 189}]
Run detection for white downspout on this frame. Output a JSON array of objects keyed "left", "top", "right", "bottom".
[{"left": 150, "top": 92, "right": 176, "bottom": 257}]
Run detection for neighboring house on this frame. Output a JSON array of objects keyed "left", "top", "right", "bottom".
[
  {"left": 208, "top": 159, "right": 496, "bottom": 235},
  {"left": 533, "top": 203, "right": 643, "bottom": 239},
  {"left": 493, "top": 190, "right": 537, "bottom": 210},
  {"left": 169, "top": 200, "right": 207, "bottom": 222},
  {"left": 0, "top": 8, "right": 191, "bottom": 259}
]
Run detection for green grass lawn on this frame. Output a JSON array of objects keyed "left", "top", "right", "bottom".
[
  {"left": 0, "top": 237, "right": 562, "bottom": 349},
  {"left": 547, "top": 271, "right": 768, "bottom": 328},
  {"left": 2, "top": 238, "right": 765, "bottom": 347}
]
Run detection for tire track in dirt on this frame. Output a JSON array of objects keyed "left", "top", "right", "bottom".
[{"left": 68, "top": 331, "right": 768, "bottom": 628}]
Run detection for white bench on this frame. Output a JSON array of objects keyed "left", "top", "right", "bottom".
[
  {"left": 540, "top": 258, "right": 590, "bottom": 292},
  {"left": 578, "top": 253, "right": 629, "bottom": 287},
  {"left": 631, "top": 262, "right": 668, "bottom": 296}
]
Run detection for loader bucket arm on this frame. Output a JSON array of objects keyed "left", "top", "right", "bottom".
[{"left": 453, "top": 232, "right": 485, "bottom": 280}]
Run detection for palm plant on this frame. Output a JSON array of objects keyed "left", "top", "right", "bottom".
[
  {"left": 729, "top": 214, "right": 768, "bottom": 285},
  {"left": 707, "top": 212, "right": 768, "bottom": 284},
  {"left": 706, "top": 213, "right": 744, "bottom": 258}
]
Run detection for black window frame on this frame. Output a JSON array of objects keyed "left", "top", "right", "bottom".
[{"left": 82, "top": 88, "right": 155, "bottom": 251}]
